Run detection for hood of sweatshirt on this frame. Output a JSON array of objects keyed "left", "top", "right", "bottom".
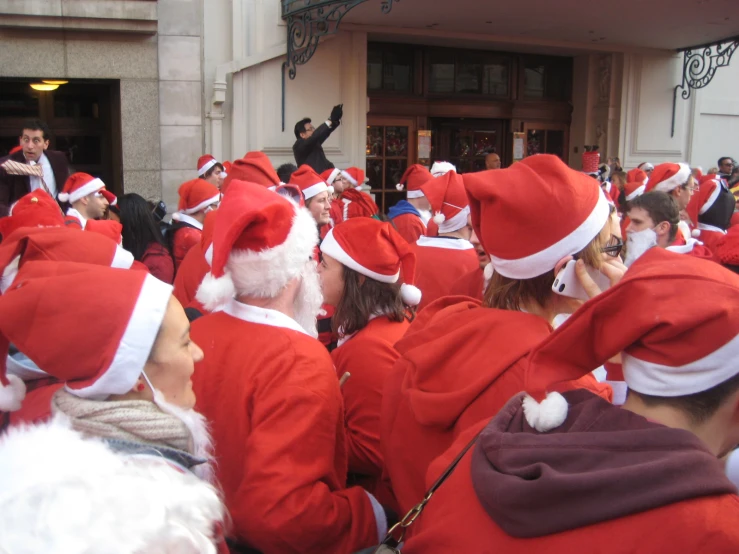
[
  {"left": 394, "top": 296, "right": 553, "bottom": 429},
  {"left": 471, "top": 389, "right": 737, "bottom": 538},
  {"left": 388, "top": 200, "right": 421, "bottom": 220}
]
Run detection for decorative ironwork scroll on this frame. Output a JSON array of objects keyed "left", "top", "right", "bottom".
[
  {"left": 281, "top": 0, "right": 398, "bottom": 130},
  {"left": 671, "top": 39, "right": 739, "bottom": 137}
]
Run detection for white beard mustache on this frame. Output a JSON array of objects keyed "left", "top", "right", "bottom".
[
  {"left": 150, "top": 388, "right": 215, "bottom": 483},
  {"left": 293, "top": 260, "right": 324, "bottom": 339},
  {"left": 624, "top": 228, "right": 658, "bottom": 267},
  {"left": 419, "top": 209, "right": 432, "bottom": 225}
]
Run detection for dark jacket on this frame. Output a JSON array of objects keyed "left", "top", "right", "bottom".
[
  {"left": 292, "top": 121, "right": 338, "bottom": 173},
  {"left": 0, "top": 149, "right": 70, "bottom": 207}
]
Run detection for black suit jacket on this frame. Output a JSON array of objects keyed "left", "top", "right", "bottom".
[
  {"left": 292, "top": 121, "right": 339, "bottom": 174},
  {"left": 0, "top": 149, "right": 70, "bottom": 207}
]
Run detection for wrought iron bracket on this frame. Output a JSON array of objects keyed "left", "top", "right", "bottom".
[
  {"left": 671, "top": 38, "right": 739, "bottom": 137},
  {"left": 281, "top": 0, "right": 398, "bottom": 130}
]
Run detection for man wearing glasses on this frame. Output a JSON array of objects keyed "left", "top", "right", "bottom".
[
  {"left": 0, "top": 119, "right": 70, "bottom": 208},
  {"left": 717, "top": 157, "right": 735, "bottom": 180}
]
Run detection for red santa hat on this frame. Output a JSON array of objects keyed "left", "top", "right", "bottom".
[
  {"left": 0, "top": 227, "right": 134, "bottom": 294},
  {"left": 9, "top": 145, "right": 22, "bottom": 155},
  {"left": 222, "top": 160, "right": 231, "bottom": 176},
  {"left": 396, "top": 164, "right": 432, "bottom": 199},
  {"left": 0, "top": 190, "right": 63, "bottom": 239},
  {"left": 340, "top": 167, "right": 366, "bottom": 190},
  {"left": 221, "top": 152, "right": 280, "bottom": 193},
  {"left": 0, "top": 260, "right": 171, "bottom": 404},
  {"left": 645, "top": 162, "right": 692, "bottom": 193},
  {"left": 174, "top": 179, "right": 220, "bottom": 215},
  {"left": 340, "top": 189, "right": 380, "bottom": 220},
  {"left": 638, "top": 162, "right": 654, "bottom": 172},
  {"left": 321, "top": 168, "right": 341, "bottom": 186},
  {"left": 195, "top": 180, "right": 318, "bottom": 311},
  {"left": 419, "top": 170, "right": 470, "bottom": 233},
  {"left": 101, "top": 189, "right": 117, "bottom": 207},
  {"left": 201, "top": 209, "right": 218, "bottom": 266},
  {"left": 464, "top": 154, "right": 610, "bottom": 280},
  {"left": 521, "top": 248, "right": 739, "bottom": 432},
  {"left": 626, "top": 168, "right": 648, "bottom": 187},
  {"left": 85, "top": 219, "right": 124, "bottom": 245},
  {"left": 289, "top": 165, "right": 331, "bottom": 200},
  {"left": 57, "top": 172, "right": 106, "bottom": 204},
  {"left": 321, "top": 218, "right": 422, "bottom": 306},
  {"left": 624, "top": 180, "right": 647, "bottom": 201},
  {"left": 197, "top": 154, "right": 219, "bottom": 177},
  {"left": 430, "top": 161, "right": 457, "bottom": 177}
]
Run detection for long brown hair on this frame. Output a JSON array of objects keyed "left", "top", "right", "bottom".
[
  {"left": 483, "top": 221, "right": 610, "bottom": 311},
  {"left": 332, "top": 266, "right": 415, "bottom": 336}
]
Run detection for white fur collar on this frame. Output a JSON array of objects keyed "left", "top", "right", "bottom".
[
  {"left": 223, "top": 298, "right": 309, "bottom": 336},
  {"left": 416, "top": 235, "right": 474, "bottom": 250}
]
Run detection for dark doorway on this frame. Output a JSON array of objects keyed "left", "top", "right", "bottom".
[
  {"left": 0, "top": 79, "right": 123, "bottom": 195},
  {"left": 429, "top": 118, "right": 507, "bottom": 173}
]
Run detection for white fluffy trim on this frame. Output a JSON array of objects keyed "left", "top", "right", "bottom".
[
  {"left": 396, "top": 183, "right": 405, "bottom": 191},
  {"left": 0, "top": 374, "right": 26, "bottom": 412},
  {"left": 197, "top": 205, "right": 318, "bottom": 308},
  {"left": 522, "top": 392, "right": 568, "bottom": 433},
  {"left": 195, "top": 272, "right": 236, "bottom": 312},
  {"left": 400, "top": 283, "right": 422, "bottom": 307},
  {"left": 691, "top": 228, "right": 701, "bottom": 238},
  {"left": 432, "top": 211, "right": 446, "bottom": 225},
  {"left": 0, "top": 254, "right": 20, "bottom": 294},
  {"left": 483, "top": 262, "right": 494, "bottom": 281}
]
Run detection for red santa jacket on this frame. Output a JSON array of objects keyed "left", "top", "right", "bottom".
[
  {"left": 331, "top": 316, "right": 409, "bottom": 492},
  {"left": 448, "top": 266, "right": 485, "bottom": 301},
  {"left": 191, "top": 300, "right": 382, "bottom": 554},
  {"left": 140, "top": 242, "right": 174, "bottom": 284},
  {"left": 380, "top": 297, "right": 612, "bottom": 514},
  {"left": 173, "top": 241, "right": 209, "bottom": 312},
  {"left": 392, "top": 212, "right": 426, "bottom": 244},
  {"left": 411, "top": 236, "right": 479, "bottom": 311},
  {"left": 401, "top": 390, "right": 739, "bottom": 554},
  {"left": 341, "top": 189, "right": 379, "bottom": 220},
  {"left": 171, "top": 221, "right": 202, "bottom": 271}
]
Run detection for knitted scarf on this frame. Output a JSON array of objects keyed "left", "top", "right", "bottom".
[{"left": 51, "top": 389, "right": 194, "bottom": 455}]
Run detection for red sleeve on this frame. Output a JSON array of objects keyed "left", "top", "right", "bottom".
[
  {"left": 231, "top": 345, "right": 379, "bottom": 554},
  {"left": 392, "top": 213, "right": 425, "bottom": 244}
]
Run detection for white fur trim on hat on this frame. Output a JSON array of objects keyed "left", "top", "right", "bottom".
[
  {"left": 57, "top": 178, "right": 105, "bottom": 204},
  {"left": 522, "top": 391, "right": 568, "bottom": 433},
  {"left": 691, "top": 228, "right": 701, "bottom": 238},
  {"left": 196, "top": 206, "right": 318, "bottom": 311},
  {"left": 0, "top": 374, "right": 26, "bottom": 412},
  {"left": 111, "top": 245, "right": 135, "bottom": 269},
  {"left": 171, "top": 212, "right": 204, "bottom": 230},
  {"left": 700, "top": 183, "right": 722, "bottom": 215},
  {"left": 653, "top": 163, "right": 691, "bottom": 193},
  {"left": 406, "top": 190, "right": 425, "bottom": 199},
  {"left": 430, "top": 161, "right": 457, "bottom": 177},
  {"left": 198, "top": 158, "right": 217, "bottom": 176},
  {"left": 68, "top": 275, "right": 172, "bottom": 400},
  {"left": 490, "top": 188, "right": 610, "bottom": 279},
  {"left": 483, "top": 262, "right": 494, "bottom": 281},
  {"left": 341, "top": 170, "right": 358, "bottom": 186},
  {"left": 183, "top": 194, "right": 220, "bottom": 215},
  {"left": 302, "top": 182, "right": 329, "bottom": 200},
  {"left": 623, "top": 330, "right": 739, "bottom": 397},
  {"left": 438, "top": 205, "right": 470, "bottom": 234},
  {"left": 321, "top": 229, "right": 399, "bottom": 284},
  {"left": 326, "top": 168, "right": 341, "bottom": 185},
  {"left": 626, "top": 184, "right": 646, "bottom": 201}
]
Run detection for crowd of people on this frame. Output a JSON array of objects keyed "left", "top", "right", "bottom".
[{"left": 1, "top": 115, "right": 739, "bottom": 553}]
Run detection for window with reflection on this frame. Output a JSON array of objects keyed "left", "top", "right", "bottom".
[
  {"left": 367, "top": 44, "right": 413, "bottom": 92},
  {"left": 366, "top": 124, "right": 410, "bottom": 212}
]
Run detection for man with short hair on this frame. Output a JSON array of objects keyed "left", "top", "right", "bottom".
[
  {"left": 191, "top": 181, "right": 388, "bottom": 554},
  {"left": 400, "top": 249, "right": 739, "bottom": 554},
  {"left": 389, "top": 164, "right": 434, "bottom": 243},
  {"left": 625, "top": 191, "right": 713, "bottom": 264},
  {"left": 484, "top": 153, "right": 501, "bottom": 170},
  {"left": 196, "top": 154, "right": 225, "bottom": 189},
  {"left": 293, "top": 104, "right": 343, "bottom": 173},
  {"left": 57, "top": 172, "right": 110, "bottom": 229},
  {"left": 718, "top": 156, "right": 735, "bottom": 179},
  {"left": 0, "top": 119, "right": 70, "bottom": 206}
]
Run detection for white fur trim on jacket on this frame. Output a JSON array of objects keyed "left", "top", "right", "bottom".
[
  {"left": 653, "top": 163, "right": 691, "bottom": 193},
  {"left": 57, "top": 178, "right": 105, "bottom": 204},
  {"left": 522, "top": 391, "right": 568, "bottom": 433},
  {"left": 0, "top": 374, "right": 26, "bottom": 412},
  {"left": 195, "top": 206, "right": 318, "bottom": 311}
]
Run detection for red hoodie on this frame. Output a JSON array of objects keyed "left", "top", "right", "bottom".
[
  {"left": 380, "top": 297, "right": 612, "bottom": 514},
  {"left": 402, "top": 390, "right": 739, "bottom": 553}
]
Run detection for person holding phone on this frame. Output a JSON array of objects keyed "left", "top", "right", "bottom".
[{"left": 292, "top": 104, "right": 343, "bottom": 173}]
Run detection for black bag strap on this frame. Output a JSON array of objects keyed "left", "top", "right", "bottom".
[{"left": 378, "top": 429, "right": 482, "bottom": 550}]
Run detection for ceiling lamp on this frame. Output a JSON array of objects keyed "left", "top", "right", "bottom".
[
  {"left": 30, "top": 83, "right": 59, "bottom": 91},
  {"left": 42, "top": 80, "right": 68, "bottom": 85}
]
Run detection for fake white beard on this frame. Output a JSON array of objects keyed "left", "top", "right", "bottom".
[
  {"left": 149, "top": 386, "right": 215, "bottom": 484},
  {"left": 419, "top": 209, "right": 432, "bottom": 225},
  {"left": 293, "top": 261, "right": 324, "bottom": 339},
  {"left": 624, "top": 228, "right": 658, "bottom": 267}
]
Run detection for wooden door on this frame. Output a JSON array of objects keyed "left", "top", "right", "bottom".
[
  {"left": 366, "top": 116, "right": 416, "bottom": 213},
  {"left": 430, "top": 118, "right": 505, "bottom": 172},
  {"left": 522, "top": 121, "right": 569, "bottom": 163}
]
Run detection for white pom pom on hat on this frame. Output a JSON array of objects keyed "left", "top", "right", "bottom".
[
  {"left": 432, "top": 211, "right": 446, "bottom": 225},
  {"left": 692, "top": 228, "right": 701, "bottom": 238},
  {"left": 396, "top": 183, "right": 405, "bottom": 191},
  {"left": 400, "top": 283, "right": 422, "bottom": 307},
  {"left": 522, "top": 391, "right": 569, "bottom": 433}
]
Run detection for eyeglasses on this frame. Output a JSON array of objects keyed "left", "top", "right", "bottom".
[{"left": 601, "top": 235, "right": 623, "bottom": 258}]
